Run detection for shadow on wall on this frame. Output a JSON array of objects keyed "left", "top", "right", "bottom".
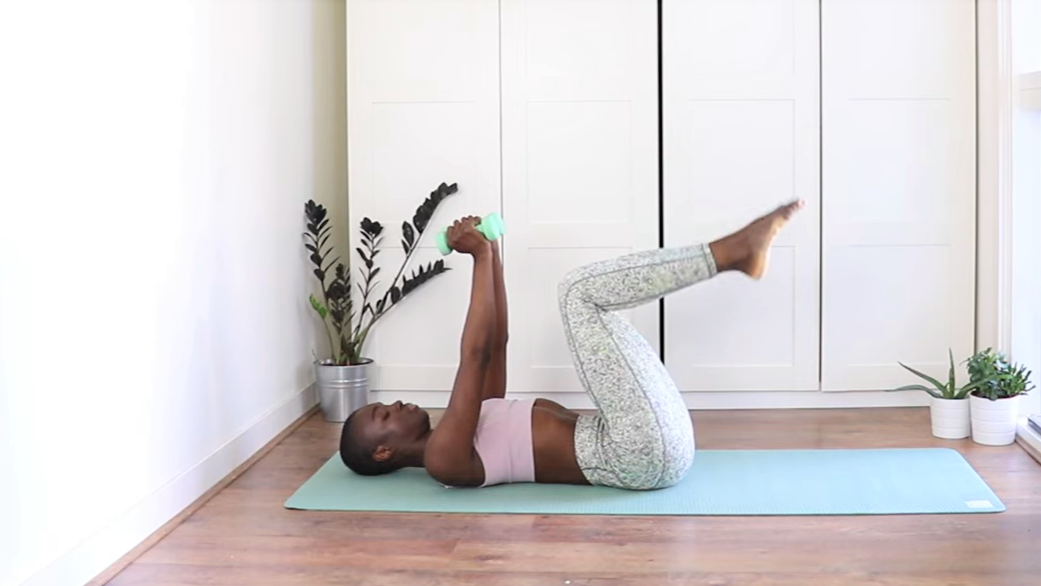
[{"left": 305, "top": 0, "right": 349, "bottom": 384}]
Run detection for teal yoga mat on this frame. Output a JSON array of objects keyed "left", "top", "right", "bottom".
[{"left": 284, "top": 448, "right": 1004, "bottom": 516}]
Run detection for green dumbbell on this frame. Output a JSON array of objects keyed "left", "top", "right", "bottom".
[{"left": 435, "top": 212, "right": 506, "bottom": 255}]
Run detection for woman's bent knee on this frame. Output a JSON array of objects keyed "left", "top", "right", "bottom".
[
  {"left": 652, "top": 446, "right": 695, "bottom": 489},
  {"left": 610, "top": 436, "right": 695, "bottom": 490}
]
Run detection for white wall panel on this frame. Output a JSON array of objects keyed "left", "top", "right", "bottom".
[
  {"left": 501, "top": 0, "right": 659, "bottom": 393},
  {"left": 663, "top": 0, "right": 821, "bottom": 391},
  {"left": 347, "top": 0, "right": 501, "bottom": 391},
  {"left": 821, "top": 0, "right": 976, "bottom": 390}
]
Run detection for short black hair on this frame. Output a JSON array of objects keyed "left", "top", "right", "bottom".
[{"left": 339, "top": 409, "right": 399, "bottom": 476}]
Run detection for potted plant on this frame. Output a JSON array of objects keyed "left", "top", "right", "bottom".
[
  {"left": 303, "top": 182, "right": 457, "bottom": 421},
  {"left": 890, "top": 349, "right": 979, "bottom": 439},
  {"left": 967, "top": 348, "right": 1034, "bottom": 446}
]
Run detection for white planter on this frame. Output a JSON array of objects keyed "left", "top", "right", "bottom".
[
  {"left": 970, "top": 394, "right": 1021, "bottom": 446},
  {"left": 929, "top": 396, "right": 970, "bottom": 439}
]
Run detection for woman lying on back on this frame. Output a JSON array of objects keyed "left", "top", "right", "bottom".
[{"left": 340, "top": 203, "right": 803, "bottom": 489}]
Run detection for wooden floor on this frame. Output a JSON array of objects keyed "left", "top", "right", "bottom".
[{"left": 104, "top": 408, "right": 1041, "bottom": 586}]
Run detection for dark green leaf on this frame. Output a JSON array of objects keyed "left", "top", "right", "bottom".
[
  {"left": 893, "top": 384, "right": 932, "bottom": 392},
  {"left": 898, "top": 362, "right": 947, "bottom": 392},
  {"left": 327, "top": 281, "right": 347, "bottom": 300},
  {"left": 893, "top": 384, "right": 943, "bottom": 398},
  {"left": 401, "top": 260, "right": 450, "bottom": 296},
  {"left": 412, "top": 182, "right": 458, "bottom": 233},
  {"left": 322, "top": 256, "right": 341, "bottom": 274},
  {"left": 360, "top": 218, "right": 384, "bottom": 239},
  {"left": 304, "top": 201, "right": 329, "bottom": 236},
  {"left": 402, "top": 221, "right": 415, "bottom": 248}
]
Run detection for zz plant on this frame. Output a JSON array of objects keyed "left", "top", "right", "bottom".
[{"left": 304, "top": 182, "right": 457, "bottom": 365}]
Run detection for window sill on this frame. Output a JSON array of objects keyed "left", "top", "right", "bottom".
[{"left": 1016, "top": 417, "right": 1041, "bottom": 465}]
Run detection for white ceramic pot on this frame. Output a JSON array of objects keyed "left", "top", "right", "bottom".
[
  {"left": 970, "top": 393, "right": 1021, "bottom": 446},
  {"left": 929, "top": 396, "right": 970, "bottom": 439}
]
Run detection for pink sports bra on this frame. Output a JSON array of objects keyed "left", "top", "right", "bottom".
[{"left": 473, "top": 398, "right": 537, "bottom": 487}]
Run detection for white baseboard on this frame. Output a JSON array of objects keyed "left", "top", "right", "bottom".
[
  {"left": 20, "top": 384, "right": 318, "bottom": 586},
  {"left": 374, "top": 389, "right": 931, "bottom": 410}
]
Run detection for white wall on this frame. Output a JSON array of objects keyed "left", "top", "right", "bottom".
[{"left": 0, "top": 2, "right": 347, "bottom": 585}]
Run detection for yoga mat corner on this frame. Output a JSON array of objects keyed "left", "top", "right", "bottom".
[{"left": 284, "top": 447, "right": 1005, "bottom": 516}]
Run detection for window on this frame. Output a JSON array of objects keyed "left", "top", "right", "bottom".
[{"left": 1009, "top": 0, "right": 1041, "bottom": 446}]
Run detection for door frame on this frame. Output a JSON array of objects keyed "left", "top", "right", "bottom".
[{"left": 975, "top": 0, "right": 1014, "bottom": 357}]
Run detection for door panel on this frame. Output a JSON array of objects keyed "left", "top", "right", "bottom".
[
  {"left": 662, "top": 0, "right": 821, "bottom": 392},
  {"left": 821, "top": 0, "right": 976, "bottom": 391},
  {"left": 346, "top": 0, "right": 501, "bottom": 391},
  {"left": 501, "top": 0, "right": 659, "bottom": 393}
]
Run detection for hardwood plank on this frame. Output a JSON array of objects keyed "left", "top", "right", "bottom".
[
  {"left": 138, "top": 536, "right": 457, "bottom": 570},
  {"left": 104, "top": 566, "right": 1041, "bottom": 586},
  {"left": 100, "top": 408, "right": 1041, "bottom": 586},
  {"left": 449, "top": 535, "right": 1041, "bottom": 574}
]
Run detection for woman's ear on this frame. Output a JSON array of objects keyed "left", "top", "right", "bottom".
[{"left": 372, "top": 445, "right": 393, "bottom": 463}]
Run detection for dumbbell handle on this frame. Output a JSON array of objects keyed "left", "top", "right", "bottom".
[{"left": 436, "top": 212, "right": 505, "bottom": 255}]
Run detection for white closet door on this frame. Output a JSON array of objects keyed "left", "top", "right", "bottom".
[
  {"left": 662, "top": 0, "right": 821, "bottom": 391},
  {"left": 821, "top": 0, "right": 976, "bottom": 391},
  {"left": 501, "top": 0, "right": 659, "bottom": 393},
  {"left": 346, "top": 0, "right": 501, "bottom": 391}
]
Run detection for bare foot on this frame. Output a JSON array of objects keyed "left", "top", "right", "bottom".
[{"left": 711, "top": 200, "right": 804, "bottom": 279}]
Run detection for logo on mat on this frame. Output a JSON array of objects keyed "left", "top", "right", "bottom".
[{"left": 965, "top": 500, "right": 994, "bottom": 509}]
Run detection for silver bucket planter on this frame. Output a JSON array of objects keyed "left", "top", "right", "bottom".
[{"left": 314, "top": 358, "right": 372, "bottom": 422}]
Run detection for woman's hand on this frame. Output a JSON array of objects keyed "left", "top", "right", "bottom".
[{"left": 446, "top": 216, "right": 491, "bottom": 257}]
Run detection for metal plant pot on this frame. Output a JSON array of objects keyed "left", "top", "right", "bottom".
[{"left": 314, "top": 358, "right": 372, "bottom": 422}]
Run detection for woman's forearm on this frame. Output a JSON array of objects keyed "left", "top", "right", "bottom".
[
  {"left": 459, "top": 248, "right": 496, "bottom": 361},
  {"left": 491, "top": 242, "right": 508, "bottom": 347}
]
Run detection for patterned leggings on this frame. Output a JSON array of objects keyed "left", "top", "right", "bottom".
[{"left": 558, "top": 243, "right": 718, "bottom": 490}]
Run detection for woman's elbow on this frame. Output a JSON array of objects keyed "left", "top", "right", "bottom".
[{"left": 463, "top": 343, "right": 494, "bottom": 366}]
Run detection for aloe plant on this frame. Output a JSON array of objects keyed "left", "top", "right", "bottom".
[
  {"left": 890, "top": 349, "right": 979, "bottom": 399},
  {"left": 304, "top": 182, "right": 457, "bottom": 365}
]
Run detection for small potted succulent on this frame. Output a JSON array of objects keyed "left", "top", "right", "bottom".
[
  {"left": 303, "top": 182, "right": 457, "bottom": 421},
  {"left": 967, "top": 348, "right": 1034, "bottom": 446},
  {"left": 890, "top": 350, "right": 979, "bottom": 439}
]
